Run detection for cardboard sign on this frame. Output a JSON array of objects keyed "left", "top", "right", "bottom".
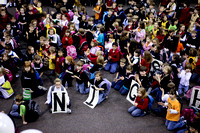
[
  {"left": 0, "top": 0, "right": 7, "bottom": 4},
  {"left": 52, "top": 91, "right": 67, "bottom": 113},
  {"left": 189, "top": 86, "right": 200, "bottom": 110},
  {"left": 84, "top": 85, "right": 99, "bottom": 109},
  {"left": 126, "top": 80, "right": 140, "bottom": 105}
]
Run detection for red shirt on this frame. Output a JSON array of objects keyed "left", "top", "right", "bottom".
[
  {"left": 196, "top": 58, "right": 200, "bottom": 75},
  {"left": 135, "top": 96, "right": 149, "bottom": 110},
  {"left": 108, "top": 49, "right": 120, "bottom": 62},
  {"left": 87, "top": 53, "right": 98, "bottom": 65},
  {"left": 55, "top": 56, "right": 65, "bottom": 74},
  {"left": 140, "top": 59, "right": 150, "bottom": 74},
  {"left": 62, "top": 36, "right": 73, "bottom": 49}
]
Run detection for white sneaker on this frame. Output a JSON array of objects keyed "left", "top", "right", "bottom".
[
  {"left": 14, "top": 3, "right": 16, "bottom": 7},
  {"left": 16, "top": 74, "right": 19, "bottom": 78},
  {"left": 66, "top": 108, "right": 71, "bottom": 114},
  {"left": 38, "top": 86, "right": 47, "bottom": 91}
]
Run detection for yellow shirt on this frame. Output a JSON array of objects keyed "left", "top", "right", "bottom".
[
  {"left": 49, "top": 54, "right": 56, "bottom": 70},
  {"left": 36, "top": 7, "right": 42, "bottom": 13},
  {"left": 152, "top": 28, "right": 159, "bottom": 39},
  {"left": 166, "top": 97, "right": 181, "bottom": 121}
]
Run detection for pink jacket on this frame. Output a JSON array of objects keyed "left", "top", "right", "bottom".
[
  {"left": 134, "top": 28, "right": 146, "bottom": 43},
  {"left": 143, "top": 42, "right": 153, "bottom": 51}
]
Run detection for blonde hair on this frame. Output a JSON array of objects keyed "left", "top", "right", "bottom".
[
  {"left": 97, "top": 55, "right": 104, "bottom": 65},
  {"left": 139, "top": 87, "right": 148, "bottom": 99},
  {"left": 65, "top": 56, "right": 75, "bottom": 65}
]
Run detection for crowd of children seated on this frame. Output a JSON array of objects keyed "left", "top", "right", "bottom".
[{"left": 0, "top": 0, "right": 200, "bottom": 132}]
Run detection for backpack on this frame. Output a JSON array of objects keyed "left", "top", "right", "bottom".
[
  {"left": 186, "top": 57, "right": 196, "bottom": 71},
  {"left": 181, "top": 108, "right": 196, "bottom": 123},
  {"left": 4, "top": 68, "right": 13, "bottom": 82},
  {"left": 21, "top": 100, "right": 40, "bottom": 122},
  {"left": 34, "top": 69, "right": 41, "bottom": 80},
  {"left": 80, "top": 68, "right": 90, "bottom": 80},
  {"left": 66, "top": 45, "right": 77, "bottom": 59},
  {"left": 98, "top": 78, "right": 111, "bottom": 96},
  {"left": 78, "top": 35, "right": 88, "bottom": 55}
]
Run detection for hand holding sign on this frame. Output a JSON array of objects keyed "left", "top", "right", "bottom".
[
  {"left": 126, "top": 80, "right": 140, "bottom": 105},
  {"left": 84, "top": 85, "right": 99, "bottom": 109}
]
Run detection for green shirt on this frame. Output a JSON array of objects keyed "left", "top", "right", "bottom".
[{"left": 168, "top": 24, "right": 177, "bottom": 32}]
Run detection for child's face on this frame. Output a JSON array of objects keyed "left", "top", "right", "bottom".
[
  {"left": 95, "top": 75, "right": 101, "bottom": 81},
  {"left": 82, "top": 15, "right": 86, "bottom": 21},
  {"left": 5, "top": 37, "right": 10, "bottom": 43},
  {"left": 35, "top": 59, "right": 41, "bottom": 64},
  {"left": 128, "top": 22, "right": 133, "bottom": 26},
  {"left": 88, "top": 21, "right": 93, "bottom": 25},
  {"left": 180, "top": 26, "right": 185, "bottom": 31},
  {"left": 146, "top": 37, "right": 151, "bottom": 42},
  {"left": 49, "top": 30, "right": 54, "bottom": 35},
  {"left": 120, "top": 62, "right": 126, "bottom": 68},
  {"left": 162, "top": 67, "right": 167, "bottom": 74},
  {"left": 29, "top": 26, "right": 34, "bottom": 31},
  {"left": 28, "top": 5, "right": 33, "bottom": 10},
  {"left": 163, "top": 16, "right": 167, "bottom": 21},
  {"left": 139, "top": 71, "right": 146, "bottom": 76},
  {"left": 134, "top": 52, "right": 139, "bottom": 57},
  {"left": 11, "top": 18, "right": 16, "bottom": 23},
  {"left": 2, "top": 55, "right": 8, "bottom": 61},
  {"left": 186, "top": 69, "right": 191, "bottom": 73},
  {"left": 58, "top": 51, "right": 63, "bottom": 57},
  {"left": 77, "top": 65, "right": 82, "bottom": 71},
  {"left": 62, "top": 15, "right": 66, "bottom": 20},
  {"left": 160, "top": 7, "right": 164, "bottom": 12},
  {"left": 97, "top": 27, "right": 100, "bottom": 31},
  {"left": 29, "top": 48, "right": 34, "bottom": 54},
  {"left": 169, "top": 94, "right": 176, "bottom": 100},
  {"left": 37, "top": 2, "right": 41, "bottom": 7},
  {"left": 112, "top": 45, "right": 117, "bottom": 51},
  {"left": 154, "top": 23, "right": 158, "bottom": 28},
  {"left": 126, "top": 69, "right": 132, "bottom": 74},
  {"left": 91, "top": 42, "right": 94, "bottom": 47},
  {"left": 65, "top": 59, "right": 69, "bottom": 64},
  {"left": 56, "top": 14, "right": 61, "bottom": 19},
  {"left": 16, "top": 101, "right": 21, "bottom": 106},
  {"left": 149, "top": 5, "right": 154, "bottom": 9},
  {"left": 44, "top": 41, "right": 49, "bottom": 46},
  {"left": 191, "top": 33, "right": 196, "bottom": 37},
  {"left": 137, "top": 91, "right": 142, "bottom": 97},
  {"left": 40, "top": 39, "right": 44, "bottom": 44},
  {"left": 24, "top": 66, "right": 31, "bottom": 72},
  {"left": 1, "top": 11, "right": 6, "bottom": 16},
  {"left": 65, "top": 32, "right": 70, "bottom": 36},
  {"left": 6, "top": 25, "right": 11, "bottom": 30},
  {"left": 174, "top": 20, "right": 178, "bottom": 25}
]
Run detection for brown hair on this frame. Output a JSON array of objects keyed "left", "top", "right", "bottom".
[
  {"left": 15, "top": 94, "right": 23, "bottom": 102},
  {"left": 143, "top": 51, "right": 153, "bottom": 63},
  {"left": 24, "top": 61, "right": 34, "bottom": 73},
  {"left": 126, "top": 65, "right": 133, "bottom": 71},
  {"left": 95, "top": 71, "right": 103, "bottom": 80},
  {"left": 120, "top": 58, "right": 126, "bottom": 64},
  {"left": 79, "top": 28, "right": 85, "bottom": 35},
  {"left": 54, "top": 78, "right": 62, "bottom": 84}
]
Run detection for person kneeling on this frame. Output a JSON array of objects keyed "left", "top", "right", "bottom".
[
  {"left": 128, "top": 87, "right": 149, "bottom": 117},
  {"left": 45, "top": 78, "right": 71, "bottom": 113}
]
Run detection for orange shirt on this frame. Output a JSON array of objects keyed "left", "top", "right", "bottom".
[
  {"left": 166, "top": 97, "right": 181, "bottom": 121},
  {"left": 176, "top": 42, "right": 184, "bottom": 53},
  {"left": 94, "top": 5, "right": 101, "bottom": 20}
]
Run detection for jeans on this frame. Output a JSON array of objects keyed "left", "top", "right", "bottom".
[
  {"left": 150, "top": 87, "right": 162, "bottom": 102},
  {"left": 104, "top": 61, "right": 118, "bottom": 74},
  {"left": 119, "top": 85, "right": 129, "bottom": 95},
  {"left": 128, "top": 106, "right": 145, "bottom": 117},
  {"left": 9, "top": 104, "right": 21, "bottom": 118},
  {"left": 112, "top": 80, "right": 124, "bottom": 91},
  {"left": 165, "top": 118, "right": 186, "bottom": 131},
  {"left": 76, "top": 82, "right": 89, "bottom": 94},
  {"left": 191, "top": 73, "right": 200, "bottom": 84},
  {"left": 97, "top": 93, "right": 106, "bottom": 104},
  {"left": 178, "top": 84, "right": 189, "bottom": 95}
]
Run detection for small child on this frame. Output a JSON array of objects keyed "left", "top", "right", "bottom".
[
  {"left": 62, "top": 56, "right": 75, "bottom": 87},
  {"left": 127, "top": 49, "right": 141, "bottom": 73},
  {"left": 31, "top": 55, "right": 44, "bottom": 85},
  {"left": 119, "top": 65, "right": 134, "bottom": 95},
  {"left": 48, "top": 28, "right": 58, "bottom": 49},
  {"left": 55, "top": 49, "right": 65, "bottom": 77},
  {"left": 104, "top": 42, "right": 120, "bottom": 74},
  {"left": 142, "top": 35, "right": 153, "bottom": 51},
  {"left": 112, "top": 58, "right": 126, "bottom": 90},
  {"left": 48, "top": 46, "right": 56, "bottom": 75},
  {"left": 90, "top": 71, "right": 110, "bottom": 104},
  {"left": 178, "top": 64, "right": 192, "bottom": 96},
  {"left": 135, "top": 66, "right": 149, "bottom": 90},
  {"left": 164, "top": 89, "right": 186, "bottom": 131},
  {"left": 34, "top": 1, "right": 42, "bottom": 13},
  {"left": 72, "top": 60, "right": 89, "bottom": 94},
  {"left": 89, "top": 40, "right": 100, "bottom": 55},
  {"left": 128, "top": 87, "right": 149, "bottom": 117},
  {"left": 24, "top": 46, "right": 36, "bottom": 62},
  {"left": 61, "top": 30, "right": 73, "bottom": 49}
]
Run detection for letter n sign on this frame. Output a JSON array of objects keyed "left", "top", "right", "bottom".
[
  {"left": 189, "top": 86, "right": 200, "bottom": 110},
  {"left": 52, "top": 91, "right": 67, "bottom": 113}
]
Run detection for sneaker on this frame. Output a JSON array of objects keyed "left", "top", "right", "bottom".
[
  {"left": 16, "top": 74, "right": 19, "bottom": 78},
  {"left": 180, "top": 116, "right": 185, "bottom": 121},
  {"left": 182, "top": 120, "right": 187, "bottom": 125},
  {"left": 13, "top": 3, "right": 16, "bottom": 7},
  {"left": 38, "top": 86, "right": 47, "bottom": 91},
  {"left": 66, "top": 108, "right": 71, "bottom": 114}
]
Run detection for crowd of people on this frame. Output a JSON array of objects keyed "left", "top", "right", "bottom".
[{"left": 0, "top": 0, "right": 200, "bottom": 132}]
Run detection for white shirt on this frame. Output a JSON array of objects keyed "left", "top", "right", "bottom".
[
  {"left": 46, "top": 85, "right": 70, "bottom": 105},
  {"left": 178, "top": 70, "right": 192, "bottom": 86},
  {"left": 0, "top": 76, "right": 11, "bottom": 99},
  {"left": 105, "top": 41, "right": 113, "bottom": 52},
  {"left": 72, "top": 15, "right": 80, "bottom": 31}
]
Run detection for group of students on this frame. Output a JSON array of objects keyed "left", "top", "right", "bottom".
[{"left": 0, "top": 0, "right": 200, "bottom": 132}]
